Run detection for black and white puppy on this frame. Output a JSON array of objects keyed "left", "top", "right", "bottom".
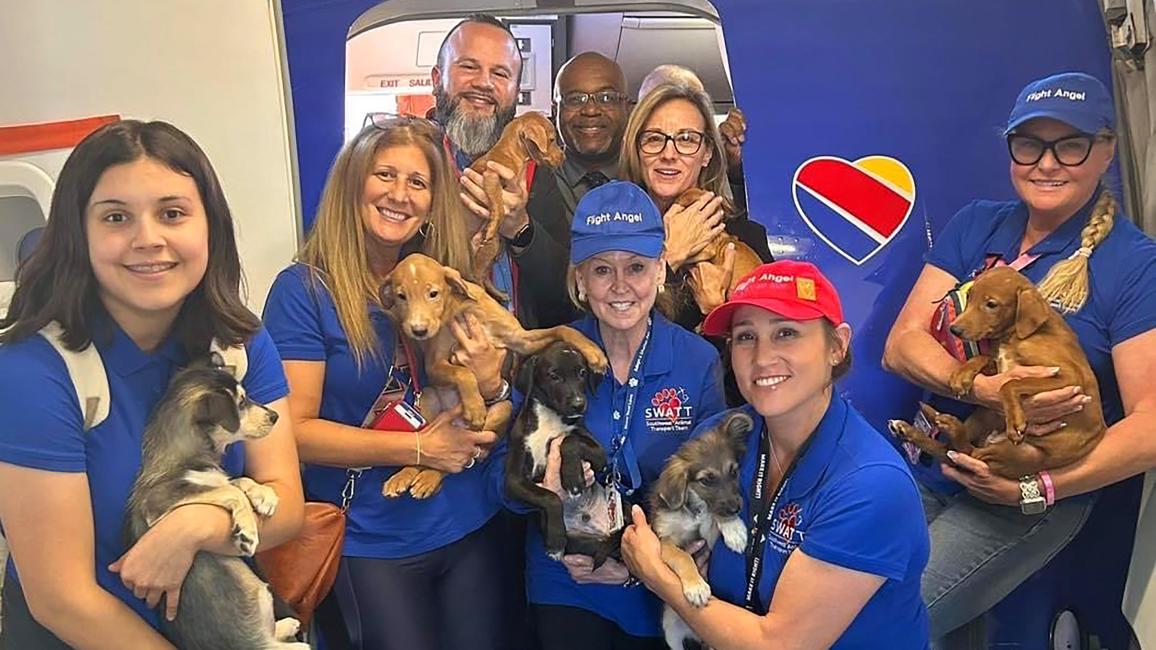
[
  {"left": 125, "top": 356, "right": 307, "bottom": 650},
  {"left": 504, "top": 341, "right": 610, "bottom": 560},
  {"left": 651, "top": 411, "right": 752, "bottom": 650}
]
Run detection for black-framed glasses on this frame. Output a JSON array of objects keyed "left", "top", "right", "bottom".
[
  {"left": 1006, "top": 133, "right": 1109, "bottom": 167},
  {"left": 363, "top": 112, "right": 442, "bottom": 136},
  {"left": 638, "top": 129, "right": 705, "bottom": 156},
  {"left": 558, "top": 91, "right": 628, "bottom": 109}
]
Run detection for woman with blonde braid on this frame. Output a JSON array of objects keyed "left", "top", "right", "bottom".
[{"left": 883, "top": 72, "right": 1156, "bottom": 647}]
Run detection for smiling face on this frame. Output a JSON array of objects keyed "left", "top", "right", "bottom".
[
  {"left": 729, "top": 306, "right": 850, "bottom": 432},
  {"left": 86, "top": 157, "right": 209, "bottom": 338},
  {"left": 361, "top": 144, "right": 432, "bottom": 259},
  {"left": 432, "top": 21, "right": 521, "bottom": 156},
  {"left": 575, "top": 251, "right": 664, "bottom": 335},
  {"left": 639, "top": 98, "right": 713, "bottom": 207},
  {"left": 555, "top": 54, "right": 628, "bottom": 165},
  {"left": 1009, "top": 117, "right": 1114, "bottom": 223}
]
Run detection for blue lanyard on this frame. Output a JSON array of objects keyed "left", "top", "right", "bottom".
[{"left": 606, "top": 318, "right": 652, "bottom": 495}]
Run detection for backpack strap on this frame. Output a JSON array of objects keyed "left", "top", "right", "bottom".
[
  {"left": 38, "top": 322, "right": 110, "bottom": 431},
  {"left": 210, "top": 339, "right": 248, "bottom": 382}
]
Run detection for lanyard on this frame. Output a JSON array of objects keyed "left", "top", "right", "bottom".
[
  {"left": 605, "top": 318, "right": 653, "bottom": 495},
  {"left": 980, "top": 250, "right": 1039, "bottom": 276},
  {"left": 743, "top": 424, "right": 815, "bottom": 614}
]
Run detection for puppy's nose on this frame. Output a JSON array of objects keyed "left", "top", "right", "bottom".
[
  {"left": 723, "top": 501, "right": 741, "bottom": 517},
  {"left": 949, "top": 324, "right": 964, "bottom": 337},
  {"left": 410, "top": 325, "right": 429, "bottom": 338},
  {"left": 569, "top": 396, "right": 586, "bottom": 412},
  {"left": 268, "top": 410, "right": 279, "bottom": 425}
]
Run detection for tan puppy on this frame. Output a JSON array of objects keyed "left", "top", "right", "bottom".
[
  {"left": 674, "top": 187, "right": 763, "bottom": 315},
  {"left": 889, "top": 266, "right": 1106, "bottom": 479},
  {"left": 379, "top": 254, "right": 607, "bottom": 498}
]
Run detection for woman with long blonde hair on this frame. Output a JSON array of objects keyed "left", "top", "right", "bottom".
[{"left": 262, "top": 116, "right": 512, "bottom": 650}]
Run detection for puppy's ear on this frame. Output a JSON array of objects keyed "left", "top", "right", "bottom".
[
  {"left": 514, "top": 355, "right": 538, "bottom": 396},
  {"left": 443, "top": 267, "right": 475, "bottom": 301},
  {"left": 1015, "top": 286, "right": 1051, "bottom": 339},
  {"left": 520, "top": 127, "right": 547, "bottom": 161},
  {"left": 379, "top": 275, "right": 396, "bottom": 312},
  {"left": 722, "top": 411, "right": 754, "bottom": 452},
  {"left": 585, "top": 358, "right": 604, "bottom": 395},
  {"left": 196, "top": 390, "right": 240, "bottom": 433},
  {"left": 655, "top": 457, "right": 690, "bottom": 511},
  {"left": 208, "top": 351, "right": 226, "bottom": 370}
]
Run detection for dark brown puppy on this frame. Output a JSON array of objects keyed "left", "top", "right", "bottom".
[{"left": 889, "top": 266, "right": 1105, "bottom": 479}]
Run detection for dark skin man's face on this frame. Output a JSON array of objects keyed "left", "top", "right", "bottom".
[{"left": 554, "top": 58, "right": 628, "bottom": 166}]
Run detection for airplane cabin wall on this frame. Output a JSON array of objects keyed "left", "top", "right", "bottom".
[{"left": 0, "top": 0, "right": 300, "bottom": 314}]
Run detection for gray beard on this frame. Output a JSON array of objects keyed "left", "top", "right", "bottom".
[{"left": 434, "top": 87, "right": 516, "bottom": 158}]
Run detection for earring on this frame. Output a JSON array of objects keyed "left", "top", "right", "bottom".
[
  {"left": 577, "top": 286, "right": 587, "bottom": 303},
  {"left": 657, "top": 283, "right": 666, "bottom": 295},
  {"left": 418, "top": 221, "right": 433, "bottom": 238}
]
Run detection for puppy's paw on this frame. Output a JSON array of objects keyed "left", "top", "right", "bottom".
[
  {"left": 462, "top": 401, "right": 488, "bottom": 431},
  {"left": 409, "top": 469, "right": 445, "bottom": 499},
  {"left": 948, "top": 371, "right": 976, "bottom": 400},
  {"left": 682, "top": 574, "right": 711, "bottom": 608},
  {"left": 274, "top": 617, "right": 301, "bottom": 642},
  {"left": 382, "top": 467, "right": 421, "bottom": 498},
  {"left": 545, "top": 529, "right": 568, "bottom": 559},
  {"left": 245, "top": 483, "right": 280, "bottom": 518},
  {"left": 547, "top": 550, "right": 564, "bottom": 561},
  {"left": 718, "top": 517, "right": 748, "bottom": 554},
  {"left": 584, "top": 347, "right": 610, "bottom": 375},
  {"left": 232, "top": 522, "right": 259, "bottom": 557},
  {"left": 887, "top": 419, "right": 919, "bottom": 442}
]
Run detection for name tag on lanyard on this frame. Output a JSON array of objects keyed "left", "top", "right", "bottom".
[{"left": 604, "top": 318, "right": 654, "bottom": 526}]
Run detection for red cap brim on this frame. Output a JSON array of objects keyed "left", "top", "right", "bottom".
[{"left": 701, "top": 297, "right": 830, "bottom": 337}]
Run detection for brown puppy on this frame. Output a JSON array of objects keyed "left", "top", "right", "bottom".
[
  {"left": 379, "top": 254, "right": 607, "bottom": 498},
  {"left": 889, "top": 266, "right": 1105, "bottom": 479},
  {"left": 651, "top": 411, "right": 750, "bottom": 650},
  {"left": 674, "top": 187, "right": 763, "bottom": 314},
  {"left": 470, "top": 111, "right": 565, "bottom": 301}
]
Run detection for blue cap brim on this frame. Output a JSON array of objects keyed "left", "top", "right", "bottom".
[
  {"left": 1005, "top": 109, "right": 1104, "bottom": 136},
  {"left": 570, "top": 234, "right": 664, "bottom": 265}
]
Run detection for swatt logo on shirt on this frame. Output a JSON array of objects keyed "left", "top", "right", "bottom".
[{"left": 645, "top": 387, "right": 693, "bottom": 433}]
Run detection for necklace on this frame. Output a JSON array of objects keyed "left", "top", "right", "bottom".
[{"left": 768, "top": 436, "right": 785, "bottom": 477}]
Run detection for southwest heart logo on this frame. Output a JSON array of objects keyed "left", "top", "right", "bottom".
[{"left": 792, "top": 156, "right": 915, "bottom": 265}]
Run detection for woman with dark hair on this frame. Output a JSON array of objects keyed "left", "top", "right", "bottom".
[
  {"left": 622, "top": 261, "right": 930, "bottom": 649},
  {"left": 0, "top": 120, "right": 304, "bottom": 649},
  {"left": 261, "top": 115, "right": 511, "bottom": 650}
]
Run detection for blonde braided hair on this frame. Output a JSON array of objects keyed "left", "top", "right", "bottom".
[{"left": 1036, "top": 188, "right": 1116, "bottom": 313}]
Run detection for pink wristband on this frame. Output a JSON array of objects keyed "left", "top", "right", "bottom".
[{"left": 1037, "top": 471, "right": 1055, "bottom": 506}]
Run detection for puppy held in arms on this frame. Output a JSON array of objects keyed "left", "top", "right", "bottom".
[
  {"left": 651, "top": 411, "right": 751, "bottom": 650},
  {"left": 468, "top": 111, "right": 565, "bottom": 302},
  {"left": 889, "top": 266, "right": 1106, "bottom": 479},
  {"left": 379, "top": 254, "right": 608, "bottom": 499},
  {"left": 504, "top": 342, "right": 618, "bottom": 563},
  {"left": 125, "top": 355, "right": 307, "bottom": 649}
]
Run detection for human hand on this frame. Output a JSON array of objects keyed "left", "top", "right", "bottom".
[
  {"left": 109, "top": 503, "right": 231, "bottom": 620},
  {"left": 537, "top": 437, "right": 594, "bottom": 499},
  {"left": 561, "top": 554, "right": 631, "bottom": 584},
  {"left": 460, "top": 161, "right": 529, "bottom": 240},
  {"left": 450, "top": 313, "right": 507, "bottom": 400},
  {"left": 621, "top": 505, "right": 681, "bottom": 598},
  {"left": 941, "top": 451, "right": 1020, "bottom": 506},
  {"left": 419, "top": 404, "right": 499, "bottom": 473},
  {"left": 663, "top": 193, "right": 725, "bottom": 272},
  {"left": 686, "top": 244, "right": 736, "bottom": 315},
  {"left": 969, "top": 366, "right": 1084, "bottom": 435},
  {"left": 718, "top": 107, "right": 746, "bottom": 176}
]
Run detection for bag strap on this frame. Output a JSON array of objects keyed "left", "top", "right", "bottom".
[{"left": 38, "top": 322, "right": 110, "bottom": 432}]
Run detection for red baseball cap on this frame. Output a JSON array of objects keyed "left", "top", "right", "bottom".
[{"left": 701, "top": 260, "right": 845, "bottom": 336}]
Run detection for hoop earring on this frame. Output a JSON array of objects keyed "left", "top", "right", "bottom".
[{"left": 418, "top": 221, "right": 433, "bottom": 238}]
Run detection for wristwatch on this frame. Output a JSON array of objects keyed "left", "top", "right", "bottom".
[
  {"left": 504, "top": 220, "right": 534, "bottom": 248},
  {"left": 1018, "top": 475, "right": 1047, "bottom": 515}
]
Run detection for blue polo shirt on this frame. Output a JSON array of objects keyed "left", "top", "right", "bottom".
[
  {"left": 262, "top": 264, "right": 502, "bottom": 558},
  {"left": 707, "top": 399, "right": 930, "bottom": 649},
  {"left": 0, "top": 319, "right": 288, "bottom": 628},
  {"left": 916, "top": 193, "right": 1156, "bottom": 492},
  {"left": 522, "top": 312, "right": 726, "bottom": 637}
]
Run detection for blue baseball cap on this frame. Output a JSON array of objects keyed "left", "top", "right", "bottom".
[
  {"left": 570, "top": 181, "right": 665, "bottom": 265},
  {"left": 1005, "top": 72, "right": 1115, "bottom": 135}
]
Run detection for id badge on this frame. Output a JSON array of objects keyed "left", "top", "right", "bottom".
[
  {"left": 606, "top": 485, "right": 625, "bottom": 533},
  {"left": 901, "top": 408, "right": 937, "bottom": 465},
  {"left": 368, "top": 399, "right": 426, "bottom": 432}
]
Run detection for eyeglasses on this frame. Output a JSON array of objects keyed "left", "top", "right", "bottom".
[
  {"left": 638, "top": 129, "right": 705, "bottom": 156},
  {"left": 363, "top": 112, "right": 442, "bottom": 137},
  {"left": 558, "top": 91, "right": 627, "bottom": 109},
  {"left": 1006, "top": 133, "right": 1110, "bottom": 167}
]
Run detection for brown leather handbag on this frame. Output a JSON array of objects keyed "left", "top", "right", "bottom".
[{"left": 255, "top": 500, "right": 346, "bottom": 626}]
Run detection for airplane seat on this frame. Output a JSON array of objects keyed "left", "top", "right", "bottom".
[
  {"left": 984, "top": 476, "right": 1143, "bottom": 650},
  {"left": 17, "top": 226, "right": 44, "bottom": 263}
]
